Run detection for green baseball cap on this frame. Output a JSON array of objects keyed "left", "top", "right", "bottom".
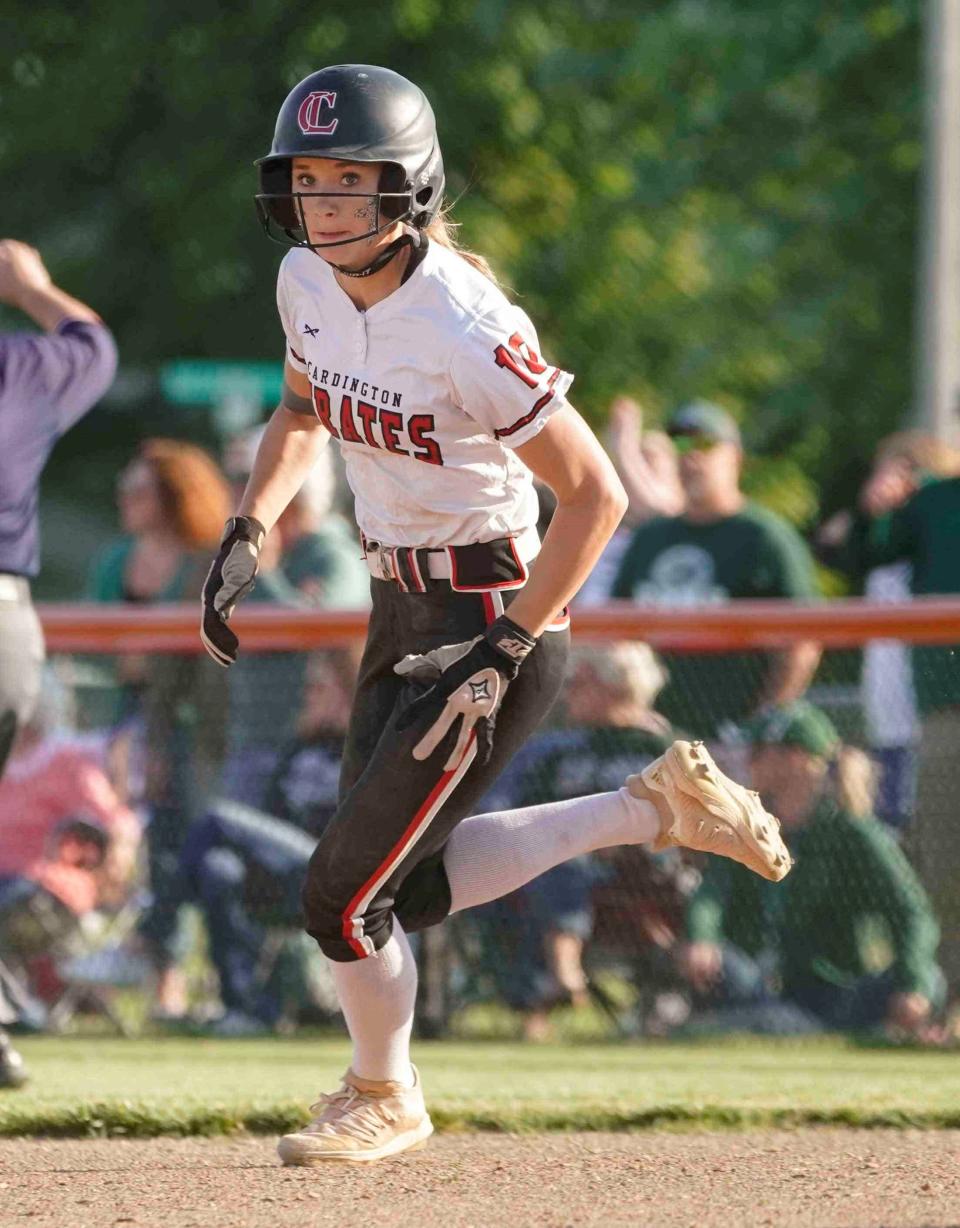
[
  {"left": 745, "top": 701, "right": 840, "bottom": 759},
  {"left": 666, "top": 400, "right": 742, "bottom": 448}
]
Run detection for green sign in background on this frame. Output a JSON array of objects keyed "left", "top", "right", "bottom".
[{"left": 159, "top": 361, "right": 283, "bottom": 408}]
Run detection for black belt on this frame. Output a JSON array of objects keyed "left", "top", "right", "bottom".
[{"left": 360, "top": 531, "right": 536, "bottom": 593}]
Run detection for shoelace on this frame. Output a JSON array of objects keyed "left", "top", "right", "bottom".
[
  {"left": 307, "top": 1086, "right": 399, "bottom": 1143},
  {"left": 689, "top": 771, "right": 785, "bottom": 839}
]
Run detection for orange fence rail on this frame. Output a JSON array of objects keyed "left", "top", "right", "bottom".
[{"left": 36, "top": 596, "right": 960, "bottom": 654}]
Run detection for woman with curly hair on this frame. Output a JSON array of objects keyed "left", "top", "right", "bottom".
[
  {"left": 92, "top": 438, "right": 232, "bottom": 604},
  {"left": 89, "top": 438, "right": 232, "bottom": 1019}
]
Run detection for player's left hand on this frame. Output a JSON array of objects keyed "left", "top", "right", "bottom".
[
  {"left": 394, "top": 615, "right": 537, "bottom": 769},
  {"left": 200, "top": 515, "right": 266, "bottom": 667}
]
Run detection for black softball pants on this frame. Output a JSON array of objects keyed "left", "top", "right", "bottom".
[{"left": 302, "top": 578, "right": 570, "bottom": 961}]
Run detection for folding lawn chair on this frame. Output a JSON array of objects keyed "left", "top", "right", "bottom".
[
  {"left": 48, "top": 890, "right": 151, "bottom": 1036},
  {"left": 0, "top": 879, "right": 149, "bottom": 1037}
]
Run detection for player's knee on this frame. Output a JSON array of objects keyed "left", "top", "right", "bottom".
[
  {"left": 303, "top": 890, "right": 394, "bottom": 962},
  {"left": 301, "top": 848, "right": 393, "bottom": 962}
]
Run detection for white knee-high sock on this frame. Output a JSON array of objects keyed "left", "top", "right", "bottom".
[
  {"left": 444, "top": 788, "right": 660, "bottom": 914},
  {"left": 328, "top": 921, "right": 417, "bottom": 1086}
]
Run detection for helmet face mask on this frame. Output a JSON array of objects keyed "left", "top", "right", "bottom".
[
  {"left": 255, "top": 65, "right": 445, "bottom": 254},
  {"left": 255, "top": 179, "right": 414, "bottom": 251}
]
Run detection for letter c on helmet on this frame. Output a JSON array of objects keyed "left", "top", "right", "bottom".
[{"left": 297, "top": 91, "right": 338, "bottom": 136}]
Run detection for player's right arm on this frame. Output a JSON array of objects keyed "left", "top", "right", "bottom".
[
  {"left": 237, "top": 359, "right": 331, "bottom": 533},
  {"left": 200, "top": 360, "right": 331, "bottom": 667}
]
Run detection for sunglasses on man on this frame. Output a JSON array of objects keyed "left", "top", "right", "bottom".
[{"left": 667, "top": 431, "right": 721, "bottom": 455}]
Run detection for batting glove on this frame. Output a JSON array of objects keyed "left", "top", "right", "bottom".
[
  {"left": 394, "top": 615, "right": 537, "bottom": 770},
  {"left": 200, "top": 515, "right": 266, "bottom": 667}
]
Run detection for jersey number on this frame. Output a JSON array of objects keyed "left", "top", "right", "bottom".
[{"left": 493, "top": 332, "right": 549, "bottom": 389}]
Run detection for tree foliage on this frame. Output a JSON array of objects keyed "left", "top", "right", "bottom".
[{"left": 2, "top": 0, "right": 921, "bottom": 523}]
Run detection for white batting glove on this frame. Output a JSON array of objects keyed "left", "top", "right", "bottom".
[{"left": 394, "top": 616, "right": 537, "bottom": 770}]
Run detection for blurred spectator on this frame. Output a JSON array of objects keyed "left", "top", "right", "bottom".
[
  {"left": 0, "top": 818, "right": 109, "bottom": 926},
  {"left": 0, "top": 670, "right": 139, "bottom": 909},
  {"left": 0, "top": 239, "right": 116, "bottom": 1085},
  {"left": 0, "top": 672, "right": 140, "bottom": 1021},
  {"left": 831, "top": 438, "right": 960, "bottom": 991},
  {"left": 219, "top": 433, "right": 368, "bottom": 806},
  {"left": 223, "top": 427, "right": 369, "bottom": 606},
  {"left": 612, "top": 400, "right": 821, "bottom": 741},
  {"left": 817, "top": 432, "right": 960, "bottom": 835},
  {"left": 577, "top": 397, "right": 684, "bottom": 606},
  {"left": 0, "top": 241, "right": 116, "bottom": 774},
  {"left": 467, "top": 643, "right": 682, "bottom": 1040},
  {"left": 92, "top": 440, "right": 230, "bottom": 596},
  {"left": 679, "top": 702, "right": 942, "bottom": 1038},
  {"left": 168, "top": 651, "right": 356, "bottom": 1034},
  {"left": 87, "top": 438, "right": 231, "bottom": 802},
  {"left": 258, "top": 650, "right": 358, "bottom": 830},
  {"left": 88, "top": 439, "right": 232, "bottom": 1019}
]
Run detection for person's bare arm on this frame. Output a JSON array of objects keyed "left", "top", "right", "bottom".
[
  {"left": 756, "top": 641, "right": 822, "bottom": 711},
  {"left": 606, "top": 397, "right": 684, "bottom": 523},
  {"left": 507, "top": 403, "right": 628, "bottom": 637},
  {"left": 201, "top": 361, "right": 331, "bottom": 667},
  {"left": 0, "top": 240, "right": 102, "bottom": 329},
  {"left": 237, "top": 360, "right": 331, "bottom": 531}
]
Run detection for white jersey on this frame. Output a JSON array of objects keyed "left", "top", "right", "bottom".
[{"left": 277, "top": 240, "right": 573, "bottom": 548}]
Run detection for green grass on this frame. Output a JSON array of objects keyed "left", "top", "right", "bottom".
[{"left": 2, "top": 1034, "right": 959, "bottom": 1137}]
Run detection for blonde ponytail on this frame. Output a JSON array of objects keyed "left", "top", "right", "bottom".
[{"left": 425, "top": 208, "right": 500, "bottom": 286}]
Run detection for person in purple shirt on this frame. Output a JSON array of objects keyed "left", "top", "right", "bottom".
[{"left": 0, "top": 239, "right": 116, "bottom": 1087}]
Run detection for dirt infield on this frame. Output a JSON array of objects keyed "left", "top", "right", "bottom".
[{"left": 2, "top": 1130, "right": 958, "bottom": 1227}]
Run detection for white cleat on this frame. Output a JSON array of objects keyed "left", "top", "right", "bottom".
[
  {"left": 277, "top": 1065, "right": 433, "bottom": 1165},
  {"left": 627, "top": 740, "right": 793, "bottom": 883}
]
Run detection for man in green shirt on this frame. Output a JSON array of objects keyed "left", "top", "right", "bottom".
[
  {"left": 842, "top": 470, "right": 960, "bottom": 989},
  {"left": 612, "top": 401, "right": 821, "bottom": 740},
  {"left": 681, "top": 702, "right": 942, "bottom": 1036}
]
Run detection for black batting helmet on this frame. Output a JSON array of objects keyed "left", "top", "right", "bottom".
[{"left": 255, "top": 65, "right": 445, "bottom": 251}]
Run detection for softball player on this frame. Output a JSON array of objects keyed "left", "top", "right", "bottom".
[{"left": 201, "top": 64, "right": 792, "bottom": 1164}]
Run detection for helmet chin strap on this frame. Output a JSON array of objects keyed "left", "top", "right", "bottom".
[{"left": 329, "top": 226, "right": 421, "bottom": 279}]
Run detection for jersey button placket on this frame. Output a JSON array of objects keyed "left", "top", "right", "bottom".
[{"left": 355, "top": 316, "right": 367, "bottom": 362}]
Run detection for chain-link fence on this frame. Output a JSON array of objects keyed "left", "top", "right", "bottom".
[{"left": 1, "top": 600, "right": 956, "bottom": 1040}]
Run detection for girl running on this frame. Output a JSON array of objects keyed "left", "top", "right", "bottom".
[{"left": 201, "top": 64, "right": 791, "bottom": 1164}]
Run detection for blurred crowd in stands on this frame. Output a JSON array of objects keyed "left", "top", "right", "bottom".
[{"left": 3, "top": 396, "right": 960, "bottom": 1054}]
